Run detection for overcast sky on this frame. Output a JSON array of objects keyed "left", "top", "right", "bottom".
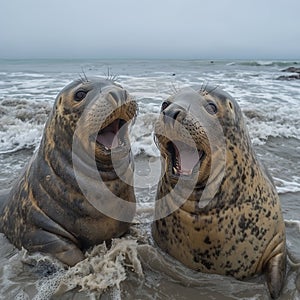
[{"left": 1, "top": 0, "right": 300, "bottom": 59}]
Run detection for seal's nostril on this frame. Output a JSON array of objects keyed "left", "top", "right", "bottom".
[
  {"left": 163, "top": 109, "right": 181, "bottom": 127},
  {"left": 164, "top": 108, "right": 181, "bottom": 120},
  {"left": 109, "top": 90, "right": 120, "bottom": 104},
  {"left": 108, "top": 89, "right": 128, "bottom": 104},
  {"left": 173, "top": 111, "right": 180, "bottom": 120}
]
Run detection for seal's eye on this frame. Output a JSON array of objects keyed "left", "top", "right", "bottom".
[
  {"left": 161, "top": 101, "right": 170, "bottom": 111},
  {"left": 205, "top": 102, "right": 218, "bottom": 115},
  {"left": 74, "top": 90, "right": 87, "bottom": 102}
]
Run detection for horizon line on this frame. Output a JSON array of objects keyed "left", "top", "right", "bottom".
[{"left": 1, "top": 57, "right": 300, "bottom": 61}]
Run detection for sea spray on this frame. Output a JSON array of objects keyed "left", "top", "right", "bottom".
[
  {"left": 54, "top": 239, "right": 142, "bottom": 298},
  {"left": 17, "top": 238, "right": 143, "bottom": 299}
]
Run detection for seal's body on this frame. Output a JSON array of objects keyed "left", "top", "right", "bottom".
[
  {"left": 152, "top": 87, "right": 286, "bottom": 299},
  {"left": 0, "top": 78, "right": 137, "bottom": 266}
]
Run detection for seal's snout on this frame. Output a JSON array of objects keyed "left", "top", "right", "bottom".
[
  {"left": 110, "top": 89, "right": 128, "bottom": 103},
  {"left": 103, "top": 86, "right": 128, "bottom": 107}
]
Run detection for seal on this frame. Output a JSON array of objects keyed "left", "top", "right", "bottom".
[
  {"left": 0, "top": 77, "right": 137, "bottom": 266},
  {"left": 152, "top": 86, "right": 286, "bottom": 299}
]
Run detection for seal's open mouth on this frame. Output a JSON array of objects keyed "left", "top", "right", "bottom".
[
  {"left": 167, "top": 141, "right": 204, "bottom": 176},
  {"left": 96, "top": 119, "right": 126, "bottom": 150}
]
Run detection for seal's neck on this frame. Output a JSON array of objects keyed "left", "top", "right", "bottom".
[{"left": 214, "top": 128, "right": 274, "bottom": 208}]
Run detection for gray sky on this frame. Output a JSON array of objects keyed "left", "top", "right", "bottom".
[{"left": 1, "top": 0, "right": 300, "bottom": 59}]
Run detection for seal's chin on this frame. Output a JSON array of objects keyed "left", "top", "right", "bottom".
[
  {"left": 167, "top": 140, "right": 205, "bottom": 176},
  {"left": 96, "top": 119, "right": 126, "bottom": 151}
]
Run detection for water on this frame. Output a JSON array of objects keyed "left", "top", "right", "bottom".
[{"left": 0, "top": 59, "right": 299, "bottom": 299}]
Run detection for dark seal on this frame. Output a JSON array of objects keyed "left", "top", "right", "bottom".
[
  {"left": 152, "top": 86, "right": 286, "bottom": 299},
  {"left": 0, "top": 78, "right": 137, "bottom": 266}
]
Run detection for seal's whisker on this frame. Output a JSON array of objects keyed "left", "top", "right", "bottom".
[
  {"left": 199, "top": 81, "right": 210, "bottom": 96},
  {"left": 171, "top": 82, "right": 178, "bottom": 94},
  {"left": 78, "top": 73, "right": 85, "bottom": 84},
  {"left": 78, "top": 68, "right": 89, "bottom": 84},
  {"left": 207, "top": 85, "right": 220, "bottom": 95},
  {"left": 167, "top": 81, "right": 180, "bottom": 96},
  {"left": 104, "top": 67, "right": 119, "bottom": 82},
  {"left": 200, "top": 81, "right": 205, "bottom": 92},
  {"left": 111, "top": 74, "right": 119, "bottom": 82},
  {"left": 82, "top": 69, "right": 89, "bottom": 83},
  {"left": 204, "top": 82, "right": 209, "bottom": 93},
  {"left": 103, "top": 67, "right": 110, "bottom": 79},
  {"left": 200, "top": 81, "right": 210, "bottom": 95}
]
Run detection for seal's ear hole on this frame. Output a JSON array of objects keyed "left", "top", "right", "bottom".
[
  {"left": 74, "top": 90, "right": 87, "bottom": 102},
  {"left": 228, "top": 101, "right": 233, "bottom": 110}
]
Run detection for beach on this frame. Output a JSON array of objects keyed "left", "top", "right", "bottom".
[{"left": 0, "top": 59, "right": 299, "bottom": 299}]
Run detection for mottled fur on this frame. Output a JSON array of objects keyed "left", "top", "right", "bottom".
[
  {"left": 0, "top": 78, "right": 137, "bottom": 266},
  {"left": 152, "top": 87, "right": 286, "bottom": 299}
]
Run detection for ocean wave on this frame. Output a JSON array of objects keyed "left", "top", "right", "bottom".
[
  {"left": 243, "top": 104, "right": 300, "bottom": 145},
  {"left": 285, "top": 219, "right": 300, "bottom": 229},
  {"left": 7, "top": 72, "right": 46, "bottom": 78},
  {"left": 231, "top": 60, "right": 300, "bottom": 67},
  {"left": 17, "top": 238, "right": 143, "bottom": 299},
  {"left": 0, "top": 123, "right": 43, "bottom": 154},
  {"left": 0, "top": 98, "right": 50, "bottom": 153},
  {"left": 130, "top": 111, "right": 160, "bottom": 157},
  {"left": 247, "top": 121, "right": 300, "bottom": 146},
  {"left": 275, "top": 177, "right": 300, "bottom": 194},
  {"left": 1, "top": 99, "right": 298, "bottom": 156}
]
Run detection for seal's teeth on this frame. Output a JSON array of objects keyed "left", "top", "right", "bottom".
[
  {"left": 181, "top": 170, "right": 192, "bottom": 176},
  {"left": 104, "top": 146, "right": 109, "bottom": 150},
  {"left": 173, "top": 167, "right": 178, "bottom": 175}
]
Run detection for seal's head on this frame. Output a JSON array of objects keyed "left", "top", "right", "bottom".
[
  {"left": 44, "top": 77, "right": 137, "bottom": 170},
  {"left": 155, "top": 86, "right": 233, "bottom": 191}
]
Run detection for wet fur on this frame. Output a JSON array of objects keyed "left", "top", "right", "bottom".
[
  {"left": 0, "top": 78, "right": 137, "bottom": 266},
  {"left": 152, "top": 86, "right": 286, "bottom": 299}
]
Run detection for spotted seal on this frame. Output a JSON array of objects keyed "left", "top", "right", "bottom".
[
  {"left": 0, "top": 77, "right": 137, "bottom": 266},
  {"left": 152, "top": 86, "right": 286, "bottom": 298}
]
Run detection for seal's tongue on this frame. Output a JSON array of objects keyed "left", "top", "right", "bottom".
[
  {"left": 97, "top": 119, "right": 119, "bottom": 149},
  {"left": 173, "top": 141, "right": 199, "bottom": 175}
]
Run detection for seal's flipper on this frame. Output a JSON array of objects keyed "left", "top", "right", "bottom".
[
  {"left": 23, "top": 230, "right": 84, "bottom": 266},
  {"left": 265, "top": 251, "right": 286, "bottom": 299}
]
